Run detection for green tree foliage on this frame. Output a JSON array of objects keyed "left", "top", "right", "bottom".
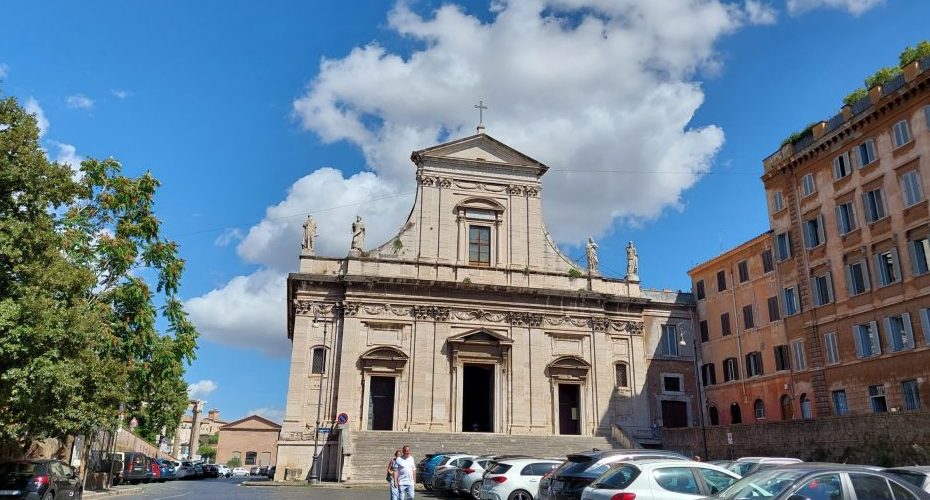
[
  {"left": 227, "top": 456, "right": 241, "bottom": 468},
  {"left": 842, "top": 88, "right": 868, "bottom": 106},
  {"left": 900, "top": 41, "right": 930, "bottom": 67},
  {"left": 198, "top": 443, "right": 216, "bottom": 461},
  {"left": 0, "top": 93, "right": 198, "bottom": 449},
  {"left": 864, "top": 66, "right": 902, "bottom": 89}
]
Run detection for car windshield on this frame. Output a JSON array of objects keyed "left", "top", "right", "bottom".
[
  {"left": 554, "top": 456, "right": 597, "bottom": 478},
  {"left": 727, "top": 462, "right": 757, "bottom": 476},
  {"left": 487, "top": 463, "right": 512, "bottom": 475},
  {"left": 0, "top": 462, "right": 40, "bottom": 475},
  {"left": 885, "top": 470, "right": 928, "bottom": 488},
  {"left": 715, "top": 469, "right": 806, "bottom": 500},
  {"left": 592, "top": 464, "right": 640, "bottom": 489}
]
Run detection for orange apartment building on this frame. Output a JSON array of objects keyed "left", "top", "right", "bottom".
[{"left": 690, "top": 233, "right": 799, "bottom": 427}]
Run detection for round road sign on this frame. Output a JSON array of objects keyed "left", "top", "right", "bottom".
[{"left": 337, "top": 412, "right": 349, "bottom": 425}]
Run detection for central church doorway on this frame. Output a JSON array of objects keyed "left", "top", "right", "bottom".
[
  {"left": 368, "top": 376, "right": 395, "bottom": 431},
  {"left": 462, "top": 364, "right": 494, "bottom": 432},
  {"left": 558, "top": 384, "right": 581, "bottom": 435}
]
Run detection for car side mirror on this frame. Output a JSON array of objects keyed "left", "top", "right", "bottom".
[{"left": 787, "top": 496, "right": 812, "bottom": 500}]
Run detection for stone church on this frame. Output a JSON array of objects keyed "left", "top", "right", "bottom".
[{"left": 274, "top": 131, "right": 696, "bottom": 481}]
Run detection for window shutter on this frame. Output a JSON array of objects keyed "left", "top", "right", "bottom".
[
  {"left": 835, "top": 206, "right": 843, "bottom": 233},
  {"left": 862, "top": 261, "right": 872, "bottom": 291},
  {"left": 908, "top": 241, "right": 920, "bottom": 276},
  {"left": 844, "top": 265, "right": 854, "bottom": 297},
  {"left": 884, "top": 317, "right": 895, "bottom": 351},
  {"left": 903, "top": 313, "right": 915, "bottom": 349},
  {"left": 817, "top": 215, "right": 826, "bottom": 245},
  {"left": 891, "top": 247, "right": 901, "bottom": 282},
  {"left": 862, "top": 193, "right": 872, "bottom": 222},
  {"left": 921, "top": 309, "right": 930, "bottom": 345},
  {"left": 874, "top": 254, "right": 885, "bottom": 286},
  {"left": 853, "top": 326, "right": 864, "bottom": 358},
  {"left": 867, "top": 139, "right": 875, "bottom": 162},
  {"left": 870, "top": 320, "right": 881, "bottom": 355},
  {"left": 809, "top": 278, "right": 818, "bottom": 306},
  {"left": 825, "top": 272, "right": 834, "bottom": 303},
  {"left": 802, "top": 223, "right": 812, "bottom": 248}
]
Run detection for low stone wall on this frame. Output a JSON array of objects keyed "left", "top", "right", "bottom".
[
  {"left": 662, "top": 410, "right": 930, "bottom": 467},
  {"left": 115, "top": 428, "right": 176, "bottom": 461}
]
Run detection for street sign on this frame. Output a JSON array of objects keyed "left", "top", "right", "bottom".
[
  {"left": 726, "top": 432, "right": 733, "bottom": 445},
  {"left": 318, "top": 428, "right": 331, "bottom": 433},
  {"left": 337, "top": 413, "right": 349, "bottom": 425}
]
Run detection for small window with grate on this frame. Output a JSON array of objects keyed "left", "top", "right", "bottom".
[{"left": 311, "top": 347, "right": 326, "bottom": 374}]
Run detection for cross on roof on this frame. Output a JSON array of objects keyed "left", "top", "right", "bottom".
[{"left": 474, "top": 100, "right": 487, "bottom": 124}]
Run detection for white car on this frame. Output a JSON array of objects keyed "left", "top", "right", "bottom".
[
  {"left": 580, "top": 460, "right": 741, "bottom": 500},
  {"left": 217, "top": 464, "right": 231, "bottom": 477},
  {"left": 432, "top": 453, "right": 476, "bottom": 488},
  {"left": 456, "top": 456, "right": 493, "bottom": 498},
  {"left": 727, "top": 456, "right": 803, "bottom": 477},
  {"left": 480, "top": 458, "right": 561, "bottom": 500},
  {"left": 231, "top": 467, "right": 249, "bottom": 477}
]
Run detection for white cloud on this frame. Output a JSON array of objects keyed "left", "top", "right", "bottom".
[
  {"left": 52, "top": 142, "right": 81, "bottom": 170},
  {"left": 24, "top": 98, "right": 48, "bottom": 137},
  {"left": 246, "top": 407, "right": 284, "bottom": 423},
  {"left": 188, "top": 379, "right": 218, "bottom": 400},
  {"left": 111, "top": 89, "right": 130, "bottom": 99},
  {"left": 214, "top": 228, "right": 244, "bottom": 247},
  {"left": 745, "top": 1, "right": 778, "bottom": 24},
  {"left": 786, "top": 0, "right": 883, "bottom": 15},
  {"left": 65, "top": 94, "right": 94, "bottom": 109}
]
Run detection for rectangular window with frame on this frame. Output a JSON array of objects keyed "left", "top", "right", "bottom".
[
  {"left": 824, "top": 331, "right": 840, "bottom": 364},
  {"left": 909, "top": 237, "right": 930, "bottom": 276},
  {"left": 742, "top": 304, "right": 755, "bottom": 330},
  {"left": 783, "top": 286, "right": 800, "bottom": 316},
  {"left": 874, "top": 248, "right": 901, "bottom": 287},
  {"left": 746, "top": 351, "right": 763, "bottom": 377},
  {"left": 699, "top": 320, "right": 709, "bottom": 343},
  {"left": 803, "top": 215, "right": 826, "bottom": 249},
  {"left": 835, "top": 201, "right": 857, "bottom": 235},
  {"left": 801, "top": 173, "right": 816, "bottom": 197},
  {"left": 832, "top": 152, "right": 852, "bottom": 180},
  {"left": 695, "top": 279, "right": 706, "bottom": 300},
  {"left": 721, "top": 313, "right": 731, "bottom": 336},
  {"left": 767, "top": 296, "right": 780, "bottom": 322},
  {"left": 903, "top": 379, "right": 921, "bottom": 411},
  {"left": 792, "top": 340, "right": 807, "bottom": 370},
  {"left": 701, "top": 363, "right": 717, "bottom": 386},
  {"left": 869, "top": 385, "right": 888, "bottom": 413},
  {"left": 723, "top": 358, "right": 739, "bottom": 382},
  {"left": 892, "top": 119, "right": 912, "bottom": 148},
  {"left": 661, "top": 325, "right": 679, "bottom": 357},
  {"left": 853, "top": 322, "right": 881, "bottom": 358},
  {"left": 737, "top": 260, "right": 749, "bottom": 283},
  {"left": 776, "top": 232, "right": 792, "bottom": 262},
  {"left": 468, "top": 225, "right": 491, "bottom": 265},
  {"left": 862, "top": 188, "right": 886, "bottom": 223},
  {"left": 901, "top": 170, "right": 924, "bottom": 208},
  {"left": 716, "top": 270, "right": 727, "bottom": 292},
  {"left": 884, "top": 313, "right": 914, "bottom": 352},
  {"left": 311, "top": 347, "right": 326, "bottom": 374},
  {"left": 857, "top": 138, "right": 877, "bottom": 167},
  {"left": 845, "top": 259, "right": 871, "bottom": 296},
  {"left": 772, "top": 191, "right": 785, "bottom": 212},
  {"left": 832, "top": 390, "right": 849, "bottom": 416},
  {"left": 761, "top": 249, "right": 774, "bottom": 273},
  {"left": 811, "top": 272, "right": 834, "bottom": 307},
  {"left": 663, "top": 375, "right": 683, "bottom": 393},
  {"left": 773, "top": 345, "right": 790, "bottom": 371}
]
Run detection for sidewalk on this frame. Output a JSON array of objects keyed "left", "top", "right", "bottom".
[
  {"left": 242, "top": 480, "right": 419, "bottom": 490},
  {"left": 83, "top": 486, "right": 144, "bottom": 498}
]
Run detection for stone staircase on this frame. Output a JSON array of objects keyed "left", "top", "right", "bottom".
[{"left": 347, "top": 431, "right": 620, "bottom": 481}]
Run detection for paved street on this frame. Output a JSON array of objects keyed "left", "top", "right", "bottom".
[{"left": 116, "top": 477, "right": 432, "bottom": 500}]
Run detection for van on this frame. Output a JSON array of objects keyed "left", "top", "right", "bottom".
[{"left": 122, "top": 452, "right": 150, "bottom": 484}]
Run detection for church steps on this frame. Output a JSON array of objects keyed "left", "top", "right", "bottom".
[{"left": 347, "top": 431, "right": 620, "bottom": 481}]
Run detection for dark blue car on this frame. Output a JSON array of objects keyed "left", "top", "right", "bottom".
[
  {"left": 417, "top": 452, "right": 468, "bottom": 490},
  {"left": 0, "top": 459, "right": 83, "bottom": 499}
]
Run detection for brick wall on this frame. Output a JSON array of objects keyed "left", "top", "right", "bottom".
[{"left": 662, "top": 409, "right": 930, "bottom": 467}]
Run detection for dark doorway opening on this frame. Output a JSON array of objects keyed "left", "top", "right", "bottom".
[
  {"left": 661, "top": 400, "right": 688, "bottom": 428},
  {"left": 368, "top": 376, "right": 395, "bottom": 431},
  {"left": 730, "top": 402, "right": 742, "bottom": 424},
  {"left": 462, "top": 364, "right": 494, "bottom": 432},
  {"left": 558, "top": 384, "right": 581, "bottom": 435}
]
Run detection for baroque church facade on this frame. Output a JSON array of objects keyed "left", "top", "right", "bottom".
[{"left": 275, "top": 132, "right": 696, "bottom": 480}]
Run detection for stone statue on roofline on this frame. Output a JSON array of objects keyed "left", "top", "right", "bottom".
[
  {"left": 301, "top": 215, "right": 317, "bottom": 255},
  {"left": 626, "top": 241, "right": 639, "bottom": 281},
  {"left": 350, "top": 215, "right": 365, "bottom": 255},
  {"left": 586, "top": 237, "right": 599, "bottom": 275}
]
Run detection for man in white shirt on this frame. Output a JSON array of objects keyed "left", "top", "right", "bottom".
[{"left": 393, "top": 445, "right": 416, "bottom": 499}]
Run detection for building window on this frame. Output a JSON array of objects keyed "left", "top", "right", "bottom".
[
  {"left": 311, "top": 347, "right": 326, "bottom": 374},
  {"left": 695, "top": 280, "right": 706, "bottom": 300},
  {"left": 892, "top": 119, "right": 912, "bottom": 148},
  {"left": 783, "top": 286, "right": 800, "bottom": 316},
  {"left": 923, "top": 308, "right": 930, "bottom": 346},
  {"left": 903, "top": 379, "right": 921, "bottom": 411},
  {"left": 811, "top": 272, "right": 834, "bottom": 307},
  {"left": 885, "top": 313, "right": 914, "bottom": 352},
  {"left": 716, "top": 270, "right": 727, "bottom": 292},
  {"left": 767, "top": 296, "right": 780, "bottom": 322},
  {"left": 699, "top": 320, "right": 709, "bottom": 343},
  {"left": 862, "top": 188, "right": 886, "bottom": 223},
  {"left": 800, "top": 394, "right": 812, "bottom": 419},
  {"left": 761, "top": 249, "right": 774, "bottom": 273},
  {"left": 832, "top": 152, "right": 852, "bottom": 180},
  {"left": 730, "top": 403, "right": 742, "bottom": 424},
  {"left": 745, "top": 351, "right": 763, "bottom": 378},
  {"left": 857, "top": 138, "right": 876, "bottom": 167},
  {"left": 853, "top": 322, "right": 881, "bottom": 358},
  {"left": 801, "top": 173, "right": 816, "bottom": 197},
  {"left": 901, "top": 170, "right": 925, "bottom": 207},
  {"left": 775, "top": 232, "right": 792, "bottom": 262},
  {"left": 742, "top": 304, "right": 755, "bottom": 330},
  {"left": 803, "top": 215, "right": 825, "bottom": 249},
  {"left": 661, "top": 325, "right": 679, "bottom": 357},
  {"left": 708, "top": 406, "right": 719, "bottom": 426},
  {"left": 663, "top": 375, "right": 683, "bottom": 393},
  {"left": 468, "top": 226, "right": 491, "bottom": 265},
  {"left": 737, "top": 260, "right": 749, "bottom": 283},
  {"left": 615, "top": 363, "right": 629, "bottom": 388},
  {"left": 824, "top": 332, "right": 840, "bottom": 365},
  {"left": 723, "top": 358, "right": 739, "bottom": 382},
  {"left": 869, "top": 385, "right": 888, "bottom": 413},
  {"left": 909, "top": 237, "right": 930, "bottom": 276},
  {"left": 835, "top": 201, "right": 858, "bottom": 235},
  {"left": 772, "top": 191, "right": 785, "bottom": 212},
  {"left": 875, "top": 248, "right": 901, "bottom": 287},
  {"left": 701, "top": 363, "right": 716, "bottom": 386},
  {"left": 774, "top": 345, "right": 790, "bottom": 371},
  {"left": 832, "top": 390, "right": 849, "bottom": 416},
  {"left": 754, "top": 399, "right": 766, "bottom": 420},
  {"left": 245, "top": 451, "right": 258, "bottom": 466},
  {"left": 846, "top": 260, "right": 871, "bottom": 296},
  {"left": 721, "top": 313, "right": 731, "bottom": 336},
  {"left": 792, "top": 340, "right": 807, "bottom": 371}
]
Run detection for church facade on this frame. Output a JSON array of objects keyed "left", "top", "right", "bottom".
[{"left": 275, "top": 132, "right": 696, "bottom": 480}]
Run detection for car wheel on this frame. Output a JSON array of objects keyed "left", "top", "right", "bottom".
[
  {"left": 41, "top": 492, "right": 52, "bottom": 500},
  {"left": 508, "top": 490, "right": 533, "bottom": 500},
  {"left": 470, "top": 481, "right": 482, "bottom": 499}
]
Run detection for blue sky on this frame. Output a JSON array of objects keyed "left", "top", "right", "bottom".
[{"left": 1, "top": 0, "right": 927, "bottom": 424}]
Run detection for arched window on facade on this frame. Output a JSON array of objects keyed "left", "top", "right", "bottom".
[
  {"left": 754, "top": 399, "right": 766, "bottom": 420},
  {"left": 800, "top": 393, "right": 812, "bottom": 419},
  {"left": 730, "top": 402, "right": 742, "bottom": 424},
  {"left": 245, "top": 451, "right": 257, "bottom": 466},
  {"left": 311, "top": 346, "right": 327, "bottom": 374},
  {"left": 780, "top": 395, "right": 793, "bottom": 420},
  {"left": 708, "top": 406, "right": 719, "bottom": 426},
  {"left": 615, "top": 362, "right": 629, "bottom": 388}
]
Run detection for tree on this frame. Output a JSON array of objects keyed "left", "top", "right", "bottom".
[
  {"left": 198, "top": 443, "right": 216, "bottom": 461},
  {"left": 227, "top": 456, "right": 241, "bottom": 468}
]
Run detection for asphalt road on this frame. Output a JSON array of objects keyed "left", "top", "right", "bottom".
[{"left": 116, "top": 477, "right": 437, "bottom": 500}]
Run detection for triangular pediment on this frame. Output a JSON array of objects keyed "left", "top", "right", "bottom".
[
  {"left": 448, "top": 329, "right": 514, "bottom": 345},
  {"left": 219, "top": 414, "right": 281, "bottom": 431},
  {"left": 412, "top": 134, "right": 548, "bottom": 173}
]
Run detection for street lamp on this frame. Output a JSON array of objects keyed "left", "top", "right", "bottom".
[
  {"left": 677, "top": 321, "right": 709, "bottom": 459},
  {"left": 308, "top": 313, "right": 328, "bottom": 484}
]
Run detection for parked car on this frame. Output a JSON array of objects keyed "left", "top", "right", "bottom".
[
  {"left": 885, "top": 466, "right": 930, "bottom": 492},
  {"left": 250, "top": 466, "right": 260, "bottom": 476},
  {"left": 706, "top": 463, "right": 930, "bottom": 500},
  {"left": 258, "top": 466, "right": 269, "bottom": 476},
  {"left": 454, "top": 457, "right": 494, "bottom": 499},
  {"left": 177, "top": 461, "right": 195, "bottom": 479},
  {"left": 0, "top": 459, "right": 83, "bottom": 500},
  {"left": 725, "top": 456, "right": 803, "bottom": 477},
  {"left": 217, "top": 464, "right": 231, "bottom": 477},
  {"left": 203, "top": 464, "right": 220, "bottom": 478},
  {"left": 232, "top": 467, "right": 249, "bottom": 477},
  {"left": 147, "top": 460, "right": 162, "bottom": 483},
  {"left": 108, "top": 452, "right": 125, "bottom": 485},
  {"left": 540, "top": 449, "right": 688, "bottom": 500},
  {"left": 480, "top": 458, "right": 562, "bottom": 500},
  {"left": 418, "top": 451, "right": 467, "bottom": 488},
  {"left": 580, "top": 459, "right": 741, "bottom": 500},
  {"left": 266, "top": 466, "right": 276, "bottom": 479},
  {"left": 431, "top": 454, "right": 476, "bottom": 490},
  {"left": 122, "top": 452, "right": 150, "bottom": 484},
  {"left": 155, "top": 459, "right": 177, "bottom": 480},
  {"left": 192, "top": 462, "right": 204, "bottom": 478}
]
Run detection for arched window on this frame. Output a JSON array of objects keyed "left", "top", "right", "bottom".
[
  {"left": 730, "top": 402, "right": 742, "bottom": 424},
  {"left": 311, "top": 346, "right": 326, "bottom": 374},
  {"left": 780, "top": 395, "right": 793, "bottom": 420},
  {"left": 615, "top": 362, "right": 629, "bottom": 388},
  {"left": 708, "top": 406, "right": 719, "bottom": 426},
  {"left": 754, "top": 399, "right": 766, "bottom": 420},
  {"left": 245, "top": 451, "right": 257, "bottom": 466},
  {"left": 800, "top": 394, "right": 812, "bottom": 419}
]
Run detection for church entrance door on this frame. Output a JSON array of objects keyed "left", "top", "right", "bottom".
[
  {"left": 368, "top": 376, "right": 395, "bottom": 431},
  {"left": 462, "top": 364, "right": 494, "bottom": 432},
  {"left": 558, "top": 384, "right": 581, "bottom": 435}
]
